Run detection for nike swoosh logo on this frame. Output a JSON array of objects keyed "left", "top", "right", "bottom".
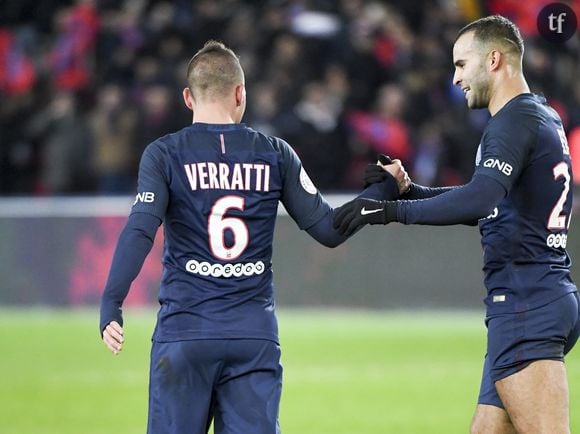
[{"left": 360, "top": 207, "right": 382, "bottom": 216}]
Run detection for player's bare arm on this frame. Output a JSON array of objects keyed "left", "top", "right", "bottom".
[{"left": 102, "top": 321, "right": 124, "bottom": 355}]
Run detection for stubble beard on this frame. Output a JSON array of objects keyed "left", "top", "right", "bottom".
[{"left": 467, "top": 70, "right": 491, "bottom": 110}]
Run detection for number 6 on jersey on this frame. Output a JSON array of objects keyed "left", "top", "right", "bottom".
[{"left": 209, "top": 196, "right": 249, "bottom": 261}]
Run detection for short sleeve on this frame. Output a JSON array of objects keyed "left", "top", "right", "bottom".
[{"left": 130, "top": 141, "right": 170, "bottom": 220}]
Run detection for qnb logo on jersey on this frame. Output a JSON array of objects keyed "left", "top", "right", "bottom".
[
  {"left": 546, "top": 233, "right": 567, "bottom": 249},
  {"left": 482, "top": 158, "right": 513, "bottom": 176},
  {"left": 185, "top": 259, "right": 266, "bottom": 278},
  {"left": 133, "top": 191, "right": 155, "bottom": 205}
]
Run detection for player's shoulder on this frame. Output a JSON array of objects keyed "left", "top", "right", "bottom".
[
  {"left": 141, "top": 127, "right": 179, "bottom": 152},
  {"left": 240, "top": 124, "right": 284, "bottom": 146},
  {"left": 141, "top": 125, "right": 197, "bottom": 160},
  {"left": 244, "top": 130, "right": 302, "bottom": 177},
  {"left": 244, "top": 126, "right": 295, "bottom": 156},
  {"left": 494, "top": 93, "right": 557, "bottom": 126},
  {"left": 264, "top": 133, "right": 292, "bottom": 154},
  {"left": 486, "top": 93, "right": 550, "bottom": 139}
]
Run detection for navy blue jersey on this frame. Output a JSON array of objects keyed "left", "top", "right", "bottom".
[
  {"left": 131, "top": 123, "right": 334, "bottom": 343},
  {"left": 474, "top": 94, "right": 576, "bottom": 314}
]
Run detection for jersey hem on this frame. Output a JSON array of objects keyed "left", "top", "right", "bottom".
[
  {"left": 152, "top": 330, "right": 279, "bottom": 344},
  {"left": 484, "top": 287, "right": 578, "bottom": 317}
]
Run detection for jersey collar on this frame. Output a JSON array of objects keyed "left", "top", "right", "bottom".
[{"left": 188, "top": 123, "right": 248, "bottom": 132}]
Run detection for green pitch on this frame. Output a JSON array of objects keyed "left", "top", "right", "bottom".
[{"left": 1, "top": 309, "right": 578, "bottom": 434}]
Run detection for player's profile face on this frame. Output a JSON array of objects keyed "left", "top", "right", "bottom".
[{"left": 453, "top": 32, "right": 491, "bottom": 110}]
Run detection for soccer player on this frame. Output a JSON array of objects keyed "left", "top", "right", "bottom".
[
  {"left": 334, "top": 15, "right": 580, "bottom": 434},
  {"left": 99, "top": 40, "right": 409, "bottom": 434}
]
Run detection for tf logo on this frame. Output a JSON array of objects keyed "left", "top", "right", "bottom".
[{"left": 537, "top": 3, "right": 578, "bottom": 43}]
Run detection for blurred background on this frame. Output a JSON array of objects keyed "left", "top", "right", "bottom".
[{"left": 0, "top": 0, "right": 579, "bottom": 195}]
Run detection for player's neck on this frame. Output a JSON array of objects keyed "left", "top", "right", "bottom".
[
  {"left": 192, "top": 105, "right": 237, "bottom": 124},
  {"left": 488, "top": 75, "right": 530, "bottom": 116}
]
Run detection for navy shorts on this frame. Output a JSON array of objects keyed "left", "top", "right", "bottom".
[
  {"left": 147, "top": 339, "right": 282, "bottom": 434},
  {"left": 478, "top": 291, "right": 580, "bottom": 408}
]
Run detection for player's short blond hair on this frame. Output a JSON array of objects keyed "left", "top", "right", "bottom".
[{"left": 186, "top": 40, "right": 244, "bottom": 101}]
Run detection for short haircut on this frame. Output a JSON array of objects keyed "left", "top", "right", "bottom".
[
  {"left": 186, "top": 40, "right": 244, "bottom": 100},
  {"left": 456, "top": 15, "right": 524, "bottom": 58}
]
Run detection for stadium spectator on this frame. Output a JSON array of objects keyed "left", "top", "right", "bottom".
[
  {"left": 0, "top": 0, "right": 577, "bottom": 195},
  {"left": 29, "top": 91, "right": 93, "bottom": 193},
  {"left": 89, "top": 83, "right": 138, "bottom": 193},
  {"left": 0, "top": 28, "right": 36, "bottom": 96},
  {"left": 47, "top": 1, "right": 100, "bottom": 91}
]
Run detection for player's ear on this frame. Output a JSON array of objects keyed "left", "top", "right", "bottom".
[
  {"left": 235, "top": 84, "right": 245, "bottom": 107},
  {"left": 183, "top": 87, "right": 194, "bottom": 111},
  {"left": 488, "top": 50, "right": 502, "bottom": 72}
]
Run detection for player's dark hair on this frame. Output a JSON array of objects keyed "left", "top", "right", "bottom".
[
  {"left": 456, "top": 15, "right": 524, "bottom": 57},
  {"left": 186, "top": 40, "right": 244, "bottom": 99}
]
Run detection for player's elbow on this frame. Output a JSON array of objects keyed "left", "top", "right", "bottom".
[
  {"left": 317, "top": 237, "right": 343, "bottom": 248},
  {"left": 305, "top": 213, "right": 346, "bottom": 248},
  {"left": 471, "top": 201, "right": 498, "bottom": 221},
  {"left": 467, "top": 175, "right": 506, "bottom": 220},
  {"left": 306, "top": 229, "right": 345, "bottom": 248}
]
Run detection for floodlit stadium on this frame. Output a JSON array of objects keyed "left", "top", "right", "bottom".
[{"left": 1, "top": 1, "right": 579, "bottom": 433}]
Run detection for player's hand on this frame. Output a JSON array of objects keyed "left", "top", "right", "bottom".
[
  {"left": 364, "top": 154, "right": 411, "bottom": 194},
  {"left": 384, "top": 159, "right": 411, "bottom": 194},
  {"left": 333, "top": 198, "right": 387, "bottom": 237},
  {"left": 102, "top": 321, "right": 124, "bottom": 355},
  {"left": 363, "top": 154, "right": 392, "bottom": 187}
]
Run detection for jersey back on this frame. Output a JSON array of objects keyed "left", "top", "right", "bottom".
[
  {"left": 131, "top": 123, "right": 327, "bottom": 342},
  {"left": 475, "top": 94, "right": 577, "bottom": 314}
]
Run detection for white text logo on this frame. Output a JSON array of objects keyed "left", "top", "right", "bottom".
[
  {"left": 133, "top": 192, "right": 155, "bottom": 205},
  {"left": 185, "top": 260, "right": 266, "bottom": 278},
  {"left": 549, "top": 12, "right": 567, "bottom": 33},
  {"left": 547, "top": 233, "right": 567, "bottom": 248},
  {"left": 482, "top": 159, "right": 513, "bottom": 176}
]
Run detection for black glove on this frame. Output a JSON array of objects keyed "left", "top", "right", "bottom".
[
  {"left": 377, "top": 154, "right": 392, "bottom": 165},
  {"left": 333, "top": 198, "right": 398, "bottom": 237},
  {"left": 363, "top": 154, "right": 393, "bottom": 187}
]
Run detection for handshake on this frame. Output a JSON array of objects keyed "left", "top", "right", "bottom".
[{"left": 333, "top": 155, "right": 410, "bottom": 237}]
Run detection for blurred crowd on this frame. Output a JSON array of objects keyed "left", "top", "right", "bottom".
[{"left": 0, "top": 0, "right": 579, "bottom": 195}]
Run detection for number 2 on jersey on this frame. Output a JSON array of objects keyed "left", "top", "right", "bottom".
[
  {"left": 547, "top": 162, "right": 571, "bottom": 230},
  {"left": 209, "top": 196, "right": 249, "bottom": 261}
]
